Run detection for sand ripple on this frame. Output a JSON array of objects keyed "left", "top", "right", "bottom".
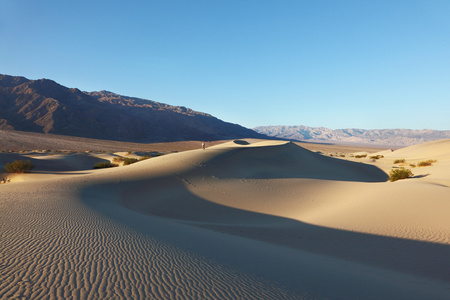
[{"left": 0, "top": 181, "right": 298, "bottom": 299}]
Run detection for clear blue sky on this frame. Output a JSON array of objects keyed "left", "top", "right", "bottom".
[{"left": 1, "top": 0, "right": 449, "bottom": 130}]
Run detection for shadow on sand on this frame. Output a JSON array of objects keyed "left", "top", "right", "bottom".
[
  {"left": 81, "top": 173, "right": 449, "bottom": 284},
  {"left": 191, "top": 142, "right": 389, "bottom": 182}
]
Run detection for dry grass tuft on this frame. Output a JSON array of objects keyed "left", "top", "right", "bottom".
[
  {"left": 418, "top": 160, "right": 437, "bottom": 167},
  {"left": 393, "top": 159, "right": 406, "bottom": 164}
]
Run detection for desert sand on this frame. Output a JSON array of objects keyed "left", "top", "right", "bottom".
[{"left": 0, "top": 139, "right": 449, "bottom": 299}]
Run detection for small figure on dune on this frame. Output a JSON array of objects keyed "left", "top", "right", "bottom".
[{"left": 202, "top": 142, "right": 206, "bottom": 150}]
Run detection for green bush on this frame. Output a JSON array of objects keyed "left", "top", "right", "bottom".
[
  {"left": 389, "top": 168, "right": 414, "bottom": 182},
  {"left": 418, "top": 159, "right": 437, "bottom": 167},
  {"left": 93, "top": 162, "right": 118, "bottom": 169},
  {"left": 139, "top": 155, "right": 151, "bottom": 161},
  {"left": 354, "top": 154, "right": 367, "bottom": 158},
  {"left": 4, "top": 160, "right": 35, "bottom": 173},
  {"left": 123, "top": 157, "right": 139, "bottom": 166},
  {"left": 393, "top": 159, "right": 406, "bottom": 164}
]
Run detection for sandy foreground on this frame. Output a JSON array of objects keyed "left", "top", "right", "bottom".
[{"left": 0, "top": 139, "right": 449, "bottom": 299}]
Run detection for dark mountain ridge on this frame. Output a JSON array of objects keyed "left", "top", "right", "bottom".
[{"left": 0, "top": 74, "right": 265, "bottom": 142}]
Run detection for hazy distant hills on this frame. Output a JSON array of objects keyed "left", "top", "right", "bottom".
[
  {"left": 254, "top": 125, "right": 450, "bottom": 146},
  {"left": 0, "top": 74, "right": 265, "bottom": 142}
]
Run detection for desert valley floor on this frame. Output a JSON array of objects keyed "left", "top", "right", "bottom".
[{"left": 0, "top": 139, "right": 449, "bottom": 299}]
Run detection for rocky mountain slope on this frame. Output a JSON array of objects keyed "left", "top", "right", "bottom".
[
  {"left": 254, "top": 125, "right": 450, "bottom": 146},
  {"left": 0, "top": 74, "right": 265, "bottom": 142}
]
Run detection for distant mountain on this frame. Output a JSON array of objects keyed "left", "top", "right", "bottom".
[
  {"left": 0, "top": 74, "right": 266, "bottom": 142},
  {"left": 254, "top": 125, "right": 450, "bottom": 146}
]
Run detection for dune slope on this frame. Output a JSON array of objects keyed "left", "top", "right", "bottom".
[
  {"left": 384, "top": 138, "right": 450, "bottom": 160},
  {"left": 1, "top": 140, "right": 449, "bottom": 299}
]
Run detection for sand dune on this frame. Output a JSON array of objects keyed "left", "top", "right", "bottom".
[
  {"left": 1, "top": 140, "right": 449, "bottom": 299},
  {"left": 384, "top": 138, "right": 450, "bottom": 160},
  {"left": 363, "top": 139, "right": 450, "bottom": 187},
  {"left": 0, "top": 152, "right": 113, "bottom": 183}
]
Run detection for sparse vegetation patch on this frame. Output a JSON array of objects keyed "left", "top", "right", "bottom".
[
  {"left": 389, "top": 168, "right": 414, "bottom": 182},
  {"left": 93, "top": 162, "right": 118, "bottom": 169},
  {"left": 4, "top": 160, "right": 35, "bottom": 173},
  {"left": 123, "top": 158, "right": 139, "bottom": 166},
  {"left": 393, "top": 159, "right": 406, "bottom": 164},
  {"left": 369, "top": 155, "right": 384, "bottom": 159},
  {"left": 112, "top": 156, "right": 125, "bottom": 163},
  {"left": 354, "top": 154, "right": 367, "bottom": 158},
  {"left": 418, "top": 159, "right": 437, "bottom": 167}
]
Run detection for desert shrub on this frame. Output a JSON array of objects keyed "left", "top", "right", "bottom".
[
  {"left": 389, "top": 168, "right": 414, "bottom": 182},
  {"left": 93, "top": 162, "right": 118, "bottom": 169},
  {"left": 354, "top": 154, "right": 367, "bottom": 158},
  {"left": 123, "top": 157, "right": 139, "bottom": 166},
  {"left": 409, "top": 164, "right": 416, "bottom": 168},
  {"left": 393, "top": 159, "right": 406, "bottom": 164},
  {"left": 418, "top": 159, "right": 437, "bottom": 167},
  {"left": 112, "top": 156, "right": 125, "bottom": 163},
  {"left": 139, "top": 155, "right": 151, "bottom": 161},
  {"left": 369, "top": 155, "right": 384, "bottom": 159},
  {"left": 4, "top": 160, "right": 34, "bottom": 173}
]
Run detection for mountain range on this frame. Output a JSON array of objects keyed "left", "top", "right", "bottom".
[
  {"left": 3, "top": 74, "right": 447, "bottom": 147},
  {"left": 254, "top": 125, "right": 450, "bottom": 146},
  {"left": 0, "top": 74, "right": 265, "bottom": 143}
]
